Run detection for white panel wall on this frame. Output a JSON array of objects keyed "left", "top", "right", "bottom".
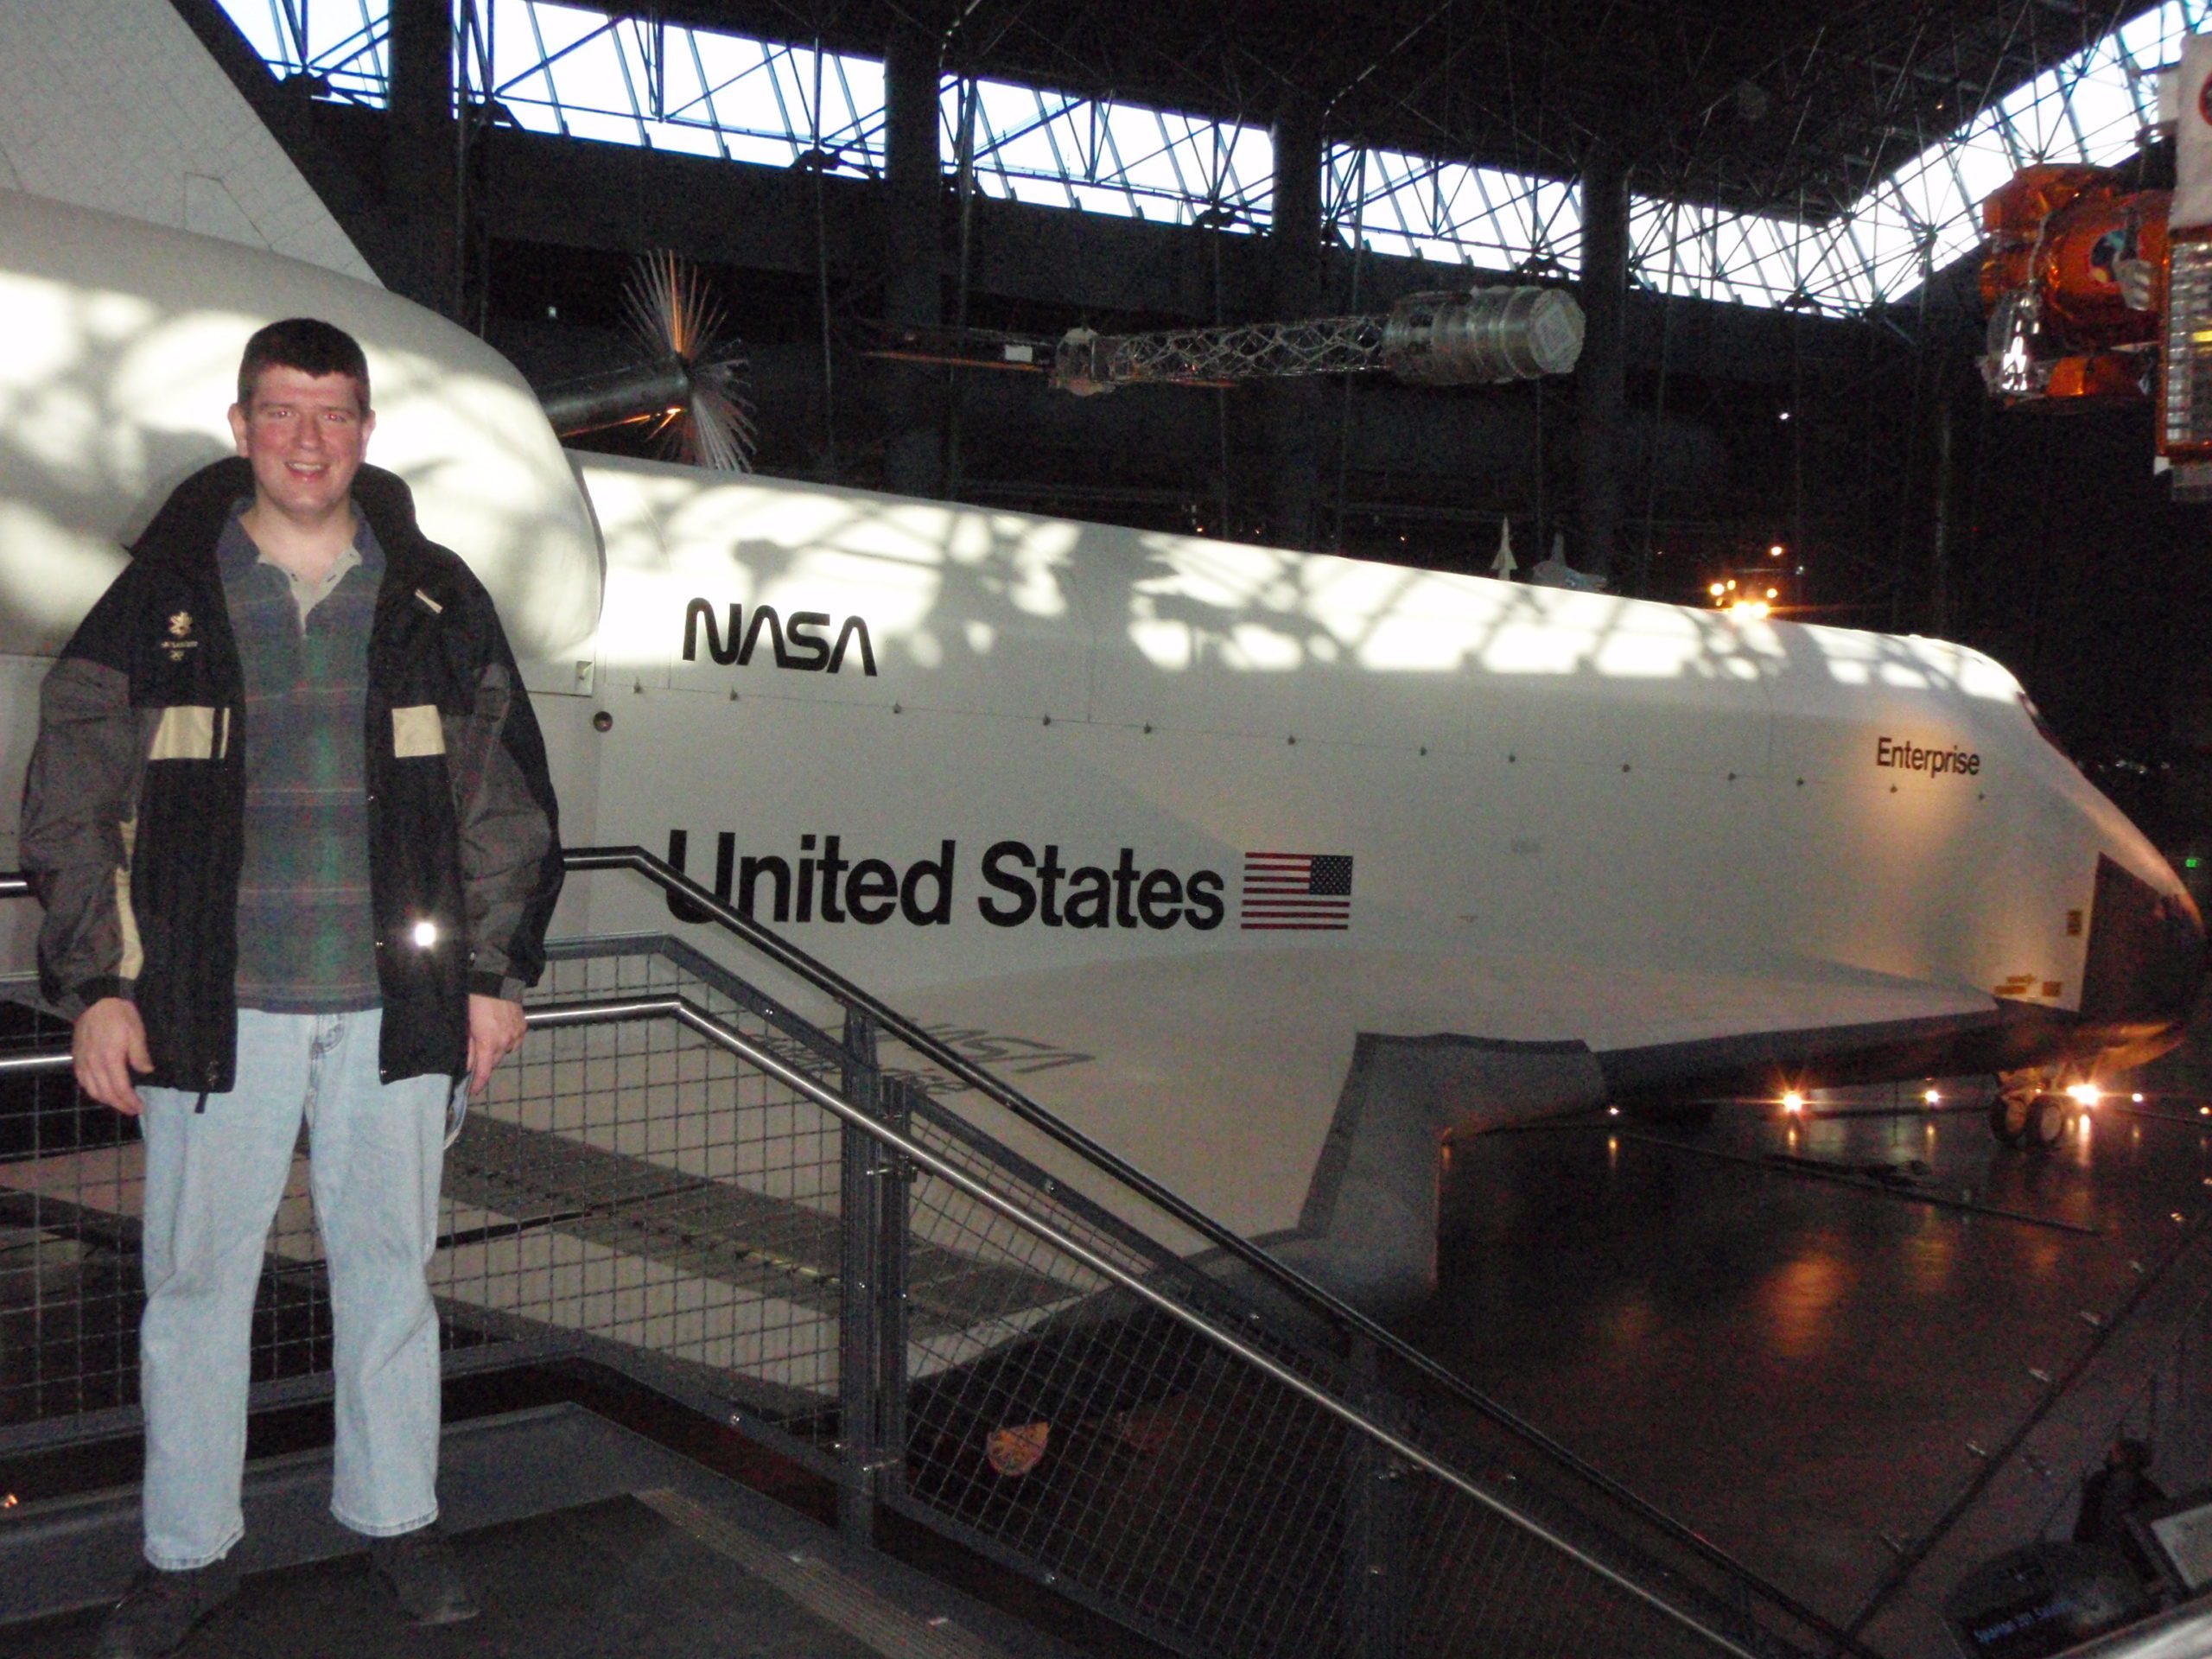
[{"left": 0, "top": 0, "right": 374, "bottom": 283}]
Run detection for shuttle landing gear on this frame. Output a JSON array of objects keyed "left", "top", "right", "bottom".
[
  {"left": 2030, "top": 1096, "right": 2069, "bottom": 1147},
  {"left": 1991, "top": 1068, "right": 2076, "bottom": 1151}
]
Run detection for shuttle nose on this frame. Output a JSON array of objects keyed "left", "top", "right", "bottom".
[{"left": 2079, "top": 855, "right": 2207, "bottom": 1058}]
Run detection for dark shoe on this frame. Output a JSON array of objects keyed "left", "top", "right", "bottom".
[
  {"left": 94, "top": 1560, "right": 240, "bottom": 1657},
  {"left": 369, "top": 1523, "right": 480, "bottom": 1625}
]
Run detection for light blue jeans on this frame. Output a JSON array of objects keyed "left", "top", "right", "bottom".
[{"left": 137, "top": 1007, "right": 450, "bottom": 1570}]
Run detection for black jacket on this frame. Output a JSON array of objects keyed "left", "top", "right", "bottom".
[{"left": 21, "top": 457, "right": 563, "bottom": 1089}]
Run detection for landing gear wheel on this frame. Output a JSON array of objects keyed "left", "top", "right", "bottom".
[
  {"left": 1992, "top": 1069, "right": 2043, "bottom": 1146},
  {"left": 1989, "top": 1096, "right": 2031, "bottom": 1145},
  {"left": 2029, "top": 1095, "right": 2069, "bottom": 1149}
]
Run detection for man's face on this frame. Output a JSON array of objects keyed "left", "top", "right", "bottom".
[{"left": 226, "top": 365, "right": 374, "bottom": 523}]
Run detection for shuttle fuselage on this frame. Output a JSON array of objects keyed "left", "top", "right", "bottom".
[{"left": 1, "top": 190, "right": 2200, "bottom": 1301}]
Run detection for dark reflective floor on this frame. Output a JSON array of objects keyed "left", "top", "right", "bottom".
[
  {"left": 15, "top": 1494, "right": 896, "bottom": 1659},
  {"left": 1410, "top": 1026, "right": 2212, "bottom": 1645}
]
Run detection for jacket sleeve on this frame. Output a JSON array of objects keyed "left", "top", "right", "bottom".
[
  {"left": 21, "top": 647, "right": 145, "bottom": 1019},
  {"left": 448, "top": 627, "right": 563, "bottom": 1000}
]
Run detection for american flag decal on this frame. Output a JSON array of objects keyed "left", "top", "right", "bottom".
[{"left": 1238, "top": 852, "right": 1353, "bottom": 931}]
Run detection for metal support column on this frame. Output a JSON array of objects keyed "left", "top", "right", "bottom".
[
  {"left": 1263, "top": 94, "right": 1325, "bottom": 550},
  {"left": 881, "top": 26, "right": 945, "bottom": 498},
  {"left": 1343, "top": 1338, "right": 1409, "bottom": 1659},
  {"left": 874, "top": 1077, "right": 913, "bottom": 1496},
  {"left": 1573, "top": 143, "right": 1629, "bottom": 585},
  {"left": 836, "top": 1010, "right": 886, "bottom": 1545},
  {"left": 385, "top": 0, "right": 458, "bottom": 318},
  {"left": 1931, "top": 392, "right": 1958, "bottom": 637}
]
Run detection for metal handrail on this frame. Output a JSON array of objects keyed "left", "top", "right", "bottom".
[
  {"left": 0, "top": 967, "right": 1759, "bottom": 1652},
  {"left": 528, "top": 989, "right": 1770, "bottom": 1659},
  {"left": 562, "top": 847, "right": 1381, "bottom": 1307},
  {"left": 0, "top": 851, "right": 1851, "bottom": 1650},
  {"left": 560, "top": 847, "right": 1862, "bottom": 1652},
  {"left": 2046, "top": 1598, "right": 2212, "bottom": 1658}
]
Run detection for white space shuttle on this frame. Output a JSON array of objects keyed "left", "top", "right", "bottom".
[{"left": 0, "top": 181, "right": 2201, "bottom": 1306}]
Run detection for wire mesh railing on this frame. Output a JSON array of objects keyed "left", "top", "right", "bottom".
[
  {"left": 880, "top": 1092, "right": 1760, "bottom": 1659},
  {"left": 0, "top": 855, "right": 1830, "bottom": 1657}
]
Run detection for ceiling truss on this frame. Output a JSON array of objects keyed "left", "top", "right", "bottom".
[{"left": 219, "top": 0, "right": 2201, "bottom": 315}]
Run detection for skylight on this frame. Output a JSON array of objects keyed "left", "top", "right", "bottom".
[{"left": 214, "top": 0, "right": 2205, "bottom": 315}]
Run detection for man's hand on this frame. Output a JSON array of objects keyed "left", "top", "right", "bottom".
[
  {"left": 74, "top": 996, "right": 152, "bottom": 1116},
  {"left": 467, "top": 994, "right": 527, "bottom": 1096}
]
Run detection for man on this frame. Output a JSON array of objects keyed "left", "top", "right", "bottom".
[
  {"left": 21, "top": 318, "right": 563, "bottom": 1656},
  {"left": 2074, "top": 1437, "right": 2168, "bottom": 1580}
]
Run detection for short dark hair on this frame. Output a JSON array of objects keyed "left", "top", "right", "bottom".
[{"left": 236, "top": 318, "right": 371, "bottom": 412}]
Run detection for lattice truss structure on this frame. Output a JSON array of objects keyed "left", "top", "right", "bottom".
[
  {"left": 1094, "top": 316, "right": 1391, "bottom": 385},
  {"left": 220, "top": 0, "right": 2207, "bottom": 316}
]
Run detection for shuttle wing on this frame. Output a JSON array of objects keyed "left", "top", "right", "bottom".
[{"left": 874, "top": 947, "right": 1998, "bottom": 1235}]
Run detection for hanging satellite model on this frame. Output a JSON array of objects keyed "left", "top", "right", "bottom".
[
  {"left": 1976, "top": 35, "right": 2212, "bottom": 495},
  {"left": 869, "top": 286, "right": 1584, "bottom": 393},
  {"left": 537, "top": 250, "right": 757, "bottom": 472},
  {"left": 1043, "top": 286, "right": 1584, "bottom": 394},
  {"left": 1977, "top": 165, "right": 2167, "bottom": 403}
]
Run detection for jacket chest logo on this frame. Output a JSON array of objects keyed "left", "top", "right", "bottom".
[{"left": 162, "top": 610, "right": 198, "bottom": 663}]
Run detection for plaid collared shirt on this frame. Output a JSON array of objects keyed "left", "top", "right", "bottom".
[{"left": 218, "top": 505, "right": 385, "bottom": 1012}]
